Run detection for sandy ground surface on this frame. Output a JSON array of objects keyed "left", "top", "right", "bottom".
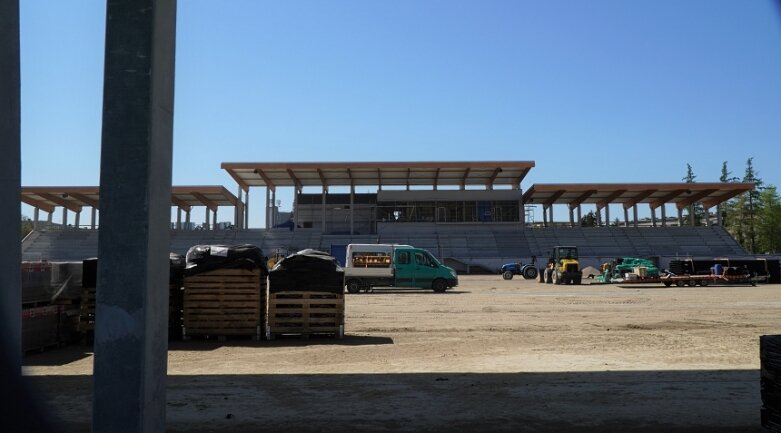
[{"left": 22, "top": 275, "right": 781, "bottom": 432}]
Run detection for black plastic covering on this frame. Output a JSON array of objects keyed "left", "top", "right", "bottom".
[
  {"left": 268, "top": 249, "right": 344, "bottom": 294},
  {"left": 762, "top": 335, "right": 781, "bottom": 431},
  {"left": 184, "top": 244, "right": 268, "bottom": 277},
  {"left": 83, "top": 253, "right": 189, "bottom": 288}
]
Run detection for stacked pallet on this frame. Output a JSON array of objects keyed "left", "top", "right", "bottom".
[
  {"left": 762, "top": 335, "right": 781, "bottom": 432},
  {"left": 183, "top": 268, "right": 265, "bottom": 340},
  {"left": 267, "top": 249, "right": 345, "bottom": 339},
  {"left": 182, "top": 244, "right": 268, "bottom": 340}
]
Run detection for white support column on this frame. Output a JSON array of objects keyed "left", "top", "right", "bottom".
[
  {"left": 321, "top": 186, "right": 327, "bottom": 233},
  {"left": 632, "top": 204, "right": 638, "bottom": 227},
  {"left": 350, "top": 185, "right": 355, "bottom": 235},
  {"left": 265, "top": 187, "right": 271, "bottom": 229}
]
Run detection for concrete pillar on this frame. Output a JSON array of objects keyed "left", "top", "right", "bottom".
[
  {"left": 577, "top": 205, "right": 582, "bottom": 225},
  {"left": 236, "top": 187, "right": 242, "bottom": 229},
  {"left": 75, "top": 211, "right": 81, "bottom": 229},
  {"left": 350, "top": 185, "right": 355, "bottom": 235},
  {"left": 212, "top": 208, "right": 217, "bottom": 229},
  {"left": 47, "top": 212, "right": 53, "bottom": 224},
  {"left": 265, "top": 187, "right": 270, "bottom": 229},
  {"left": 717, "top": 204, "right": 723, "bottom": 226},
  {"left": 677, "top": 208, "right": 684, "bottom": 226},
  {"left": 63, "top": 209, "right": 69, "bottom": 227},
  {"left": 704, "top": 207, "right": 711, "bottom": 226},
  {"left": 605, "top": 205, "right": 611, "bottom": 227},
  {"left": 92, "top": 2, "right": 176, "bottom": 432},
  {"left": 542, "top": 206, "right": 548, "bottom": 227},
  {"left": 321, "top": 187, "right": 327, "bottom": 233},
  {"left": 569, "top": 207, "right": 575, "bottom": 227},
  {"left": 293, "top": 188, "right": 299, "bottom": 231},
  {"left": 176, "top": 208, "right": 181, "bottom": 230},
  {"left": 185, "top": 210, "right": 191, "bottom": 230},
  {"left": 623, "top": 207, "right": 629, "bottom": 228},
  {"left": 270, "top": 188, "right": 276, "bottom": 227},
  {"left": 91, "top": 207, "right": 98, "bottom": 230},
  {"left": 33, "top": 207, "right": 40, "bottom": 230},
  {"left": 0, "top": 0, "right": 22, "bottom": 371},
  {"left": 650, "top": 205, "right": 657, "bottom": 227},
  {"left": 632, "top": 204, "right": 638, "bottom": 227},
  {"left": 690, "top": 205, "right": 695, "bottom": 226},
  {"left": 661, "top": 205, "right": 667, "bottom": 227},
  {"left": 548, "top": 206, "right": 554, "bottom": 226},
  {"left": 596, "top": 207, "right": 602, "bottom": 227},
  {"left": 244, "top": 189, "right": 249, "bottom": 229},
  {"left": 204, "top": 207, "right": 210, "bottom": 230}
]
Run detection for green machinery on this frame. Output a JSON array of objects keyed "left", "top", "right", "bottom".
[{"left": 596, "top": 257, "right": 659, "bottom": 283}]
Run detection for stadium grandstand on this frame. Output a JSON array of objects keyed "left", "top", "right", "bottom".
[{"left": 22, "top": 161, "right": 756, "bottom": 271}]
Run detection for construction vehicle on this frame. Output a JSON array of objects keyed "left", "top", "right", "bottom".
[
  {"left": 500, "top": 257, "right": 538, "bottom": 280},
  {"left": 539, "top": 246, "right": 581, "bottom": 285},
  {"left": 596, "top": 257, "right": 660, "bottom": 283}
]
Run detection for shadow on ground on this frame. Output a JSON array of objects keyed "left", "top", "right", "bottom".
[{"left": 23, "top": 370, "right": 763, "bottom": 433}]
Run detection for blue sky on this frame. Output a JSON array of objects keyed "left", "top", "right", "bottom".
[{"left": 20, "top": 1, "right": 781, "bottom": 227}]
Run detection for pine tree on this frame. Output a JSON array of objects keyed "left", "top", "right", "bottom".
[
  {"left": 757, "top": 186, "right": 781, "bottom": 253},
  {"left": 682, "top": 163, "right": 705, "bottom": 226},
  {"left": 742, "top": 158, "right": 764, "bottom": 253}
]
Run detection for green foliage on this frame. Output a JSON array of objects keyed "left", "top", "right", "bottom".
[
  {"left": 756, "top": 186, "right": 781, "bottom": 254},
  {"left": 681, "top": 163, "right": 706, "bottom": 226},
  {"left": 580, "top": 210, "right": 597, "bottom": 227}
]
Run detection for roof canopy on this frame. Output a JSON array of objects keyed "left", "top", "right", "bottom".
[
  {"left": 21, "top": 186, "right": 238, "bottom": 213},
  {"left": 221, "top": 161, "right": 536, "bottom": 191},
  {"left": 522, "top": 183, "right": 755, "bottom": 210}
]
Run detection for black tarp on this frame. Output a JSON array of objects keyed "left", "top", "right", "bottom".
[
  {"left": 184, "top": 244, "right": 268, "bottom": 277},
  {"left": 762, "top": 335, "right": 781, "bottom": 431},
  {"left": 268, "top": 249, "right": 344, "bottom": 294}
]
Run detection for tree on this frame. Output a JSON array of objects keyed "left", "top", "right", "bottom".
[
  {"left": 682, "top": 163, "right": 705, "bottom": 226},
  {"left": 742, "top": 158, "right": 764, "bottom": 253},
  {"left": 756, "top": 186, "right": 781, "bottom": 254},
  {"left": 580, "top": 210, "right": 597, "bottom": 227},
  {"left": 21, "top": 215, "right": 33, "bottom": 238},
  {"left": 719, "top": 161, "right": 738, "bottom": 229}
]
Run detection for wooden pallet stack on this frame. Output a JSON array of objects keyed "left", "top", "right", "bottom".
[
  {"left": 266, "top": 291, "right": 344, "bottom": 339},
  {"left": 266, "top": 249, "right": 345, "bottom": 340},
  {"left": 183, "top": 268, "right": 265, "bottom": 340}
]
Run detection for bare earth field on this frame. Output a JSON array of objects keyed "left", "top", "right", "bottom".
[{"left": 22, "top": 275, "right": 781, "bottom": 432}]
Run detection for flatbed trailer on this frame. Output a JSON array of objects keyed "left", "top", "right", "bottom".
[{"left": 660, "top": 272, "right": 765, "bottom": 287}]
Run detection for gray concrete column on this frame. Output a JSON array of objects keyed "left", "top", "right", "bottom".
[
  {"left": 204, "top": 207, "right": 210, "bottom": 230},
  {"left": 595, "top": 207, "right": 602, "bottom": 227},
  {"left": 677, "top": 208, "right": 684, "bottom": 226},
  {"left": 34, "top": 207, "right": 40, "bottom": 230},
  {"left": 690, "top": 205, "right": 696, "bottom": 226},
  {"left": 271, "top": 188, "right": 276, "bottom": 227},
  {"left": 548, "top": 206, "right": 554, "bottom": 226},
  {"left": 236, "top": 187, "right": 242, "bottom": 229},
  {"left": 717, "top": 204, "right": 723, "bottom": 226},
  {"left": 569, "top": 208, "right": 575, "bottom": 227},
  {"left": 623, "top": 208, "right": 629, "bottom": 228},
  {"left": 62, "top": 209, "right": 69, "bottom": 227},
  {"left": 176, "top": 208, "right": 182, "bottom": 230},
  {"left": 705, "top": 207, "right": 711, "bottom": 226},
  {"left": 185, "top": 210, "right": 191, "bottom": 230},
  {"left": 605, "top": 205, "right": 610, "bottom": 227},
  {"left": 0, "top": 0, "right": 22, "bottom": 371},
  {"left": 244, "top": 188, "right": 249, "bottom": 229},
  {"left": 92, "top": 1, "right": 176, "bottom": 432},
  {"left": 75, "top": 211, "right": 81, "bottom": 229},
  {"left": 632, "top": 204, "right": 638, "bottom": 227},
  {"left": 91, "top": 207, "right": 98, "bottom": 230},
  {"left": 265, "top": 187, "right": 270, "bottom": 229},
  {"left": 650, "top": 205, "right": 657, "bottom": 227},
  {"left": 542, "top": 206, "right": 548, "bottom": 227},
  {"left": 350, "top": 185, "right": 355, "bottom": 235},
  {"left": 47, "top": 212, "right": 53, "bottom": 224},
  {"left": 321, "top": 187, "right": 327, "bottom": 233},
  {"left": 293, "top": 188, "right": 299, "bottom": 232},
  {"left": 577, "top": 205, "right": 582, "bottom": 225},
  {"left": 212, "top": 208, "right": 217, "bottom": 229},
  {"left": 661, "top": 205, "right": 666, "bottom": 227}
]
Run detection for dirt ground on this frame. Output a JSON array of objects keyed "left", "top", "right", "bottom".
[{"left": 22, "top": 275, "right": 781, "bottom": 432}]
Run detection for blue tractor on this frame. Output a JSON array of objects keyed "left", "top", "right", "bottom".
[{"left": 500, "top": 258, "right": 539, "bottom": 280}]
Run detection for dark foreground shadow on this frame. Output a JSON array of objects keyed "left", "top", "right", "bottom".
[
  {"left": 357, "top": 289, "right": 471, "bottom": 295},
  {"left": 167, "top": 334, "right": 394, "bottom": 351},
  {"left": 23, "top": 346, "right": 93, "bottom": 367},
  {"left": 22, "top": 370, "right": 764, "bottom": 433}
]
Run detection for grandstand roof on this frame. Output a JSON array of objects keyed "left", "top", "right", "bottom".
[
  {"left": 21, "top": 186, "right": 238, "bottom": 212},
  {"left": 220, "top": 161, "right": 536, "bottom": 191},
  {"left": 522, "top": 183, "right": 755, "bottom": 210}
]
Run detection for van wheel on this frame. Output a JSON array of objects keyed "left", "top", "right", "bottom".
[
  {"left": 432, "top": 279, "right": 447, "bottom": 293},
  {"left": 502, "top": 271, "right": 513, "bottom": 280},
  {"left": 523, "top": 267, "right": 538, "bottom": 280},
  {"left": 346, "top": 280, "right": 361, "bottom": 294}
]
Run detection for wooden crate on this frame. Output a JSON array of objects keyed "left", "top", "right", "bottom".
[
  {"left": 266, "top": 291, "right": 344, "bottom": 339},
  {"left": 183, "top": 268, "right": 264, "bottom": 339}
]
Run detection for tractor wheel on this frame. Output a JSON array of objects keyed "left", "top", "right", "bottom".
[
  {"left": 573, "top": 276, "right": 582, "bottom": 285},
  {"left": 523, "top": 267, "right": 538, "bottom": 280},
  {"left": 544, "top": 268, "right": 553, "bottom": 284},
  {"left": 551, "top": 271, "right": 560, "bottom": 285},
  {"left": 502, "top": 271, "right": 513, "bottom": 280},
  {"left": 663, "top": 280, "right": 672, "bottom": 287}
]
